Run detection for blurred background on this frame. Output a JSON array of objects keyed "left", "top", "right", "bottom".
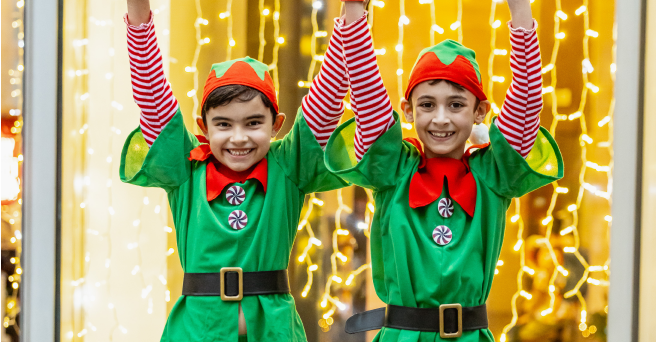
[{"left": 5, "top": 0, "right": 656, "bottom": 341}]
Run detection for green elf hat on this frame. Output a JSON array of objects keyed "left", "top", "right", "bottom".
[
  {"left": 405, "top": 39, "right": 487, "bottom": 102},
  {"left": 201, "top": 57, "right": 279, "bottom": 113}
]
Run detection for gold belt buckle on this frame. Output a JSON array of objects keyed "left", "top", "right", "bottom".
[
  {"left": 439, "top": 303, "right": 463, "bottom": 338},
  {"left": 220, "top": 267, "right": 243, "bottom": 301}
]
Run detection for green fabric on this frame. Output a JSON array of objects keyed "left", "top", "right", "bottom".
[
  {"left": 120, "top": 108, "right": 348, "bottom": 342},
  {"left": 211, "top": 57, "right": 269, "bottom": 80},
  {"left": 412, "top": 40, "right": 482, "bottom": 83},
  {"left": 238, "top": 335, "right": 248, "bottom": 342},
  {"left": 325, "top": 114, "right": 563, "bottom": 342}
]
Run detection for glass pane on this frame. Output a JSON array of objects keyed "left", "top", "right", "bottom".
[
  {"left": 58, "top": 1, "right": 614, "bottom": 341},
  {"left": 1, "top": 0, "right": 25, "bottom": 340}
]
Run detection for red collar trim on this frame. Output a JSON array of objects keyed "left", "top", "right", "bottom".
[
  {"left": 404, "top": 138, "right": 489, "bottom": 217},
  {"left": 189, "top": 135, "right": 268, "bottom": 202}
]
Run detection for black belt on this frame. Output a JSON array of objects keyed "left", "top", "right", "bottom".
[
  {"left": 345, "top": 304, "right": 488, "bottom": 338},
  {"left": 182, "top": 268, "right": 289, "bottom": 301}
]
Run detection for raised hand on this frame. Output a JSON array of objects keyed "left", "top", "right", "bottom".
[
  {"left": 343, "top": 0, "right": 367, "bottom": 25},
  {"left": 506, "top": 0, "right": 533, "bottom": 30},
  {"left": 127, "top": 0, "right": 151, "bottom": 26}
]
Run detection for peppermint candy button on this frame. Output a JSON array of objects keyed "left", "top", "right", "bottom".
[
  {"left": 226, "top": 185, "right": 246, "bottom": 205},
  {"left": 432, "top": 225, "right": 452, "bottom": 246},
  {"left": 228, "top": 210, "right": 248, "bottom": 230},
  {"left": 438, "top": 198, "right": 454, "bottom": 218}
]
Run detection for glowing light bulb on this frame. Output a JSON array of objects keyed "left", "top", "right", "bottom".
[
  {"left": 575, "top": 6, "right": 587, "bottom": 15},
  {"left": 431, "top": 25, "right": 444, "bottom": 34},
  {"left": 560, "top": 226, "right": 574, "bottom": 235},
  {"left": 513, "top": 240, "right": 523, "bottom": 251},
  {"left": 556, "top": 10, "right": 568, "bottom": 20},
  {"left": 586, "top": 29, "right": 599, "bottom": 38}
]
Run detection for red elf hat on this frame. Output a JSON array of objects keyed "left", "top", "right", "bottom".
[
  {"left": 405, "top": 39, "right": 487, "bottom": 102},
  {"left": 201, "top": 57, "right": 279, "bottom": 114}
]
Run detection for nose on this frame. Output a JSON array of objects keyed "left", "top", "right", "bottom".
[
  {"left": 230, "top": 126, "right": 249, "bottom": 144},
  {"left": 431, "top": 106, "right": 450, "bottom": 126}
]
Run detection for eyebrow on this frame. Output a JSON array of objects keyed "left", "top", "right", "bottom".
[
  {"left": 416, "top": 95, "right": 436, "bottom": 102},
  {"left": 211, "top": 114, "right": 266, "bottom": 122},
  {"left": 447, "top": 94, "right": 468, "bottom": 101},
  {"left": 416, "top": 94, "right": 469, "bottom": 102}
]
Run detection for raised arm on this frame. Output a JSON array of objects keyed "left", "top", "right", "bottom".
[
  {"left": 495, "top": 0, "right": 542, "bottom": 158},
  {"left": 125, "top": 0, "right": 179, "bottom": 146},
  {"left": 340, "top": 2, "right": 395, "bottom": 161},
  {"left": 301, "top": 18, "right": 350, "bottom": 149}
]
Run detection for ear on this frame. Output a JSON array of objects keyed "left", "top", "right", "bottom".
[
  {"left": 271, "top": 113, "right": 286, "bottom": 138},
  {"left": 400, "top": 98, "right": 414, "bottom": 123},
  {"left": 196, "top": 116, "right": 209, "bottom": 139},
  {"left": 474, "top": 100, "right": 491, "bottom": 124}
]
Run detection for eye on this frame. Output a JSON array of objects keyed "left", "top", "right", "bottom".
[
  {"left": 247, "top": 120, "right": 263, "bottom": 127},
  {"left": 418, "top": 102, "right": 434, "bottom": 109},
  {"left": 215, "top": 122, "right": 230, "bottom": 127},
  {"left": 450, "top": 102, "right": 465, "bottom": 109}
]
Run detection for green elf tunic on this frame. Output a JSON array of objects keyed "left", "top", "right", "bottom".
[
  {"left": 324, "top": 113, "right": 563, "bottom": 342},
  {"left": 120, "top": 107, "right": 347, "bottom": 342}
]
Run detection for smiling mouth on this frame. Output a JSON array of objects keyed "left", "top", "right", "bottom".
[
  {"left": 429, "top": 131, "right": 455, "bottom": 138},
  {"left": 227, "top": 149, "right": 254, "bottom": 156}
]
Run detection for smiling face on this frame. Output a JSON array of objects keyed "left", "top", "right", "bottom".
[
  {"left": 197, "top": 96, "right": 285, "bottom": 172},
  {"left": 402, "top": 80, "right": 490, "bottom": 160}
]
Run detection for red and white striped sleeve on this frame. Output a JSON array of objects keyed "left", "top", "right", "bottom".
[
  {"left": 302, "top": 18, "right": 350, "bottom": 149},
  {"left": 124, "top": 12, "right": 179, "bottom": 147},
  {"left": 495, "top": 20, "right": 543, "bottom": 158},
  {"left": 339, "top": 13, "right": 395, "bottom": 162}
]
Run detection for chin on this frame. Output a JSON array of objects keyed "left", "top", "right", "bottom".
[{"left": 224, "top": 162, "right": 254, "bottom": 172}]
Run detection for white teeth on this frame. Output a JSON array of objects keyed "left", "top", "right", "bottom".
[
  {"left": 430, "top": 132, "right": 454, "bottom": 138},
  {"left": 228, "top": 149, "right": 252, "bottom": 156}
]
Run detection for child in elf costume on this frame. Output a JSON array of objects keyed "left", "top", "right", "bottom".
[
  {"left": 325, "top": 0, "right": 564, "bottom": 340},
  {"left": 119, "top": 0, "right": 366, "bottom": 340}
]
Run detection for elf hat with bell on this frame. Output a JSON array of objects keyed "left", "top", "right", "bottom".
[
  {"left": 405, "top": 39, "right": 487, "bottom": 102},
  {"left": 201, "top": 57, "right": 279, "bottom": 114}
]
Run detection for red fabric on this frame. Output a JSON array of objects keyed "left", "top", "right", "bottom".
[
  {"left": 404, "top": 138, "right": 489, "bottom": 217},
  {"left": 201, "top": 61, "right": 279, "bottom": 114},
  {"left": 188, "top": 135, "right": 268, "bottom": 201},
  {"left": 405, "top": 53, "right": 487, "bottom": 102}
]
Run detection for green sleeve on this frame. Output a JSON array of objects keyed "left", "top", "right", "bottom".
[
  {"left": 119, "top": 109, "right": 199, "bottom": 192},
  {"left": 324, "top": 111, "right": 419, "bottom": 191},
  {"left": 469, "top": 119, "right": 564, "bottom": 198},
  {"left": 268, "top": 108, "right": 349, "bottom": 193}
]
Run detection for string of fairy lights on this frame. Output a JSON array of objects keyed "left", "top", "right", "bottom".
[
  {"left": 493, "top": 0, "right": 613, "bottom": 340},
  {"left": 52, "top": 0, "right": 614, "bottom": 339},
  {"left": 3, "top": 0, "right": 25, "bottom": 333},
  {"left": 63, "top": 1, "right": 172, "bottom": 340}
]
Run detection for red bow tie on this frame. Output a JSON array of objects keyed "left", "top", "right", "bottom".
[
  {"left": 188, "top": 135, "right": 268, "bottom": 202},
  {"left": 404, "top": 138, "right": 490, "bottom": 217}
]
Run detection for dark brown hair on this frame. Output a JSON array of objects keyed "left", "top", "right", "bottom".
[
  {"left": 408, "top": 79, "right": 481, "bottom": 111},
  {"left": 201, "top": 85, "right": 277, "bottom": 125}
]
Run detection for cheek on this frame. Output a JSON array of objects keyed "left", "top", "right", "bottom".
[
  {"left": 250, "top": 128, "right": 275, "bottom": 146},
  {"left": 454, "top": 113, "right": 475, "bottom": 130}
]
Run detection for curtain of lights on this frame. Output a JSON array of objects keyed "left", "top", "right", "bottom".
[{"left": 57, "top": 0, "right": 614, "bottom": 341}]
